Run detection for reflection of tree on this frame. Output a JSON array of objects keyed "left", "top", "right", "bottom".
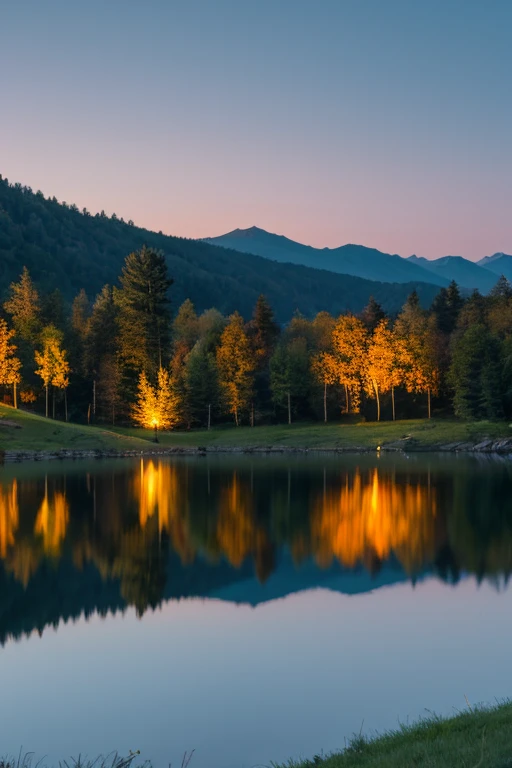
[
  {"left": 310, "top": 469, "right": 438, "bottom": 574},
  {"left": 0, "top": 480, "right": 18, "bottom": 558},
  {"left": 111, "top": 529, "right": 167, "bottom": 618},
  {"left": 34, "top": 481, "right": 69, "bottom": 556}
]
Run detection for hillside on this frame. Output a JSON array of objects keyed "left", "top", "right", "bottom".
[
  {"left": 205, "top": 226, "right": 450, "bottom": 286},
  {"left": 0, "top": 179, "right": 440, "bottom": 319},
  {"left": 408, "top": 254, "right": 498, "bottom": 293}
]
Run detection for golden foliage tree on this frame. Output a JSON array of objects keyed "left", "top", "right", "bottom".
[
  {"left": 311, "top": 351, "right": 338, "bottom": 423},
  {"left": 367, "top": 320, "right": 401, "bottom": 421},
  {"left": 132, "top": 367, "right": 181, "bottom": 435},
  {"left": 34, "top": 325, "right": 70, "bottom": 419},
  {"left": 216, "top": 312, "right": 255, "bottom": 426},
  {"left": 4, "top": 267, "right": 41, "bottom": 343},
  {"left": 0, "top": 318, "right": 22, "bottom": 408},
  {"left": 331, "top": 314, "right": 369, "bottom": 413},
  {"left": 395, "top": 299, "right": 440, "bottom": 418}
]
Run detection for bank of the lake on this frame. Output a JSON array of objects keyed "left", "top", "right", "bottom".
[
  {"left": 2, "top": 404, "right": 512, "bottom": 461},
  {"left": 4, "top": 703, "right": 512, "bottom": 768},
  {"left": 277, "top": 702, "right": 512, "bottom": 768}
]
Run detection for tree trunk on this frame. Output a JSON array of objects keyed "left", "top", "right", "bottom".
[
  {"left": 287, "top": 391, "right": 291, "bottom": 425},
  {"left": 45, "top": 385, "right": 49, "bottom": 418},
  {"left": 323, "top": 381, "right": 327, "bottom": 423},
  {"left": 344, "top": 384, "right": 349, "bottom": 414},
  {"left": 251, "top": 401, "right": 254, "bottom": 427},
  {"left": 391, "top": 386, "right": 395, "bottom": 421},
  {"left": 64, "top": 389, "right": 68, "bottom": 422},
  {"left": 52, "top": 388, "right": 56, "bottom": 419},
  {"left": 373, "top": 381, "right": 380, "bottom": 421},
  {"left": 87, "top": 403, "right": 91, "bottom": 425},
  {"left": 13, "top": 381, "right": 17, "bottom": 409},
  {"left": 112, "top": 405, "right": 115, "bottom": 427},
  {"left": 428, "top": 388, "right": 431, "bottom": 419},
  {"left": 208, "top": 403, "right": 211, "bottom": 431},
  {"left": 93, "top": 379, "right": 96, "bottom": 420},
  {"left": 235, "top": 406, "right": 239, "bottom": 427}
]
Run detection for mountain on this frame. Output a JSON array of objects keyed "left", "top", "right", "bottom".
[
  {"left": 205, "top": 226, "right": 450, "bottom": 287},
  {"left": 0, "top": 180, "right": 440, "bottom": 320},
  {"left": 407, "top": 255, "right": 499, "bottom": 294},
  {"left": 478, "top": 253, "right": 512, "bottom": 283}
]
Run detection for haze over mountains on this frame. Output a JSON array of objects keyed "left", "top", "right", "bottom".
[{"left": 205, "top": 227, "right": 512, "bottom": 294}]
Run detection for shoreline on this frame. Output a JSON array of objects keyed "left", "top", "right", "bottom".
[{"left": 3, "top": 435, "right": 512, "bottom": 463}]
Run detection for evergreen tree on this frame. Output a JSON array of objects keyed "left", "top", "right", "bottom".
[
  {"left": 4, "top": 267, "right": 41, "bottom": 343},
  {"left": 186, "top": 343, "right": 219, "bottom": 428},
  {"left": 117, "top": 246, "right": 173, "bottom": 374},
  {"left": 431, "top": 281, "right": 464, "bottom": 334},
  {"left": 449, "top": 325, "right": 503, "bottom": 419},
  {"left": 360, "top": 296, "right": 386, "bottom": 332},
  {"left": 248, "top": 294, "right": 280, "bottom": 367}
]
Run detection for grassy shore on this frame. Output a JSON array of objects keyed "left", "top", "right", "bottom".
[
  {"left": 1, "top": 403, "right": 512, "bottom": 455},
  {"left": 276, "top": 702, "right": 512, "bottom": 768},
  {"left": 3, "top": 703, "right": 512, "bottom": 767}
]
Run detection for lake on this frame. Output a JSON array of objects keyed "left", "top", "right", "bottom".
[{"left": 0, "top": 453, "right": 511, "bottom": 768}]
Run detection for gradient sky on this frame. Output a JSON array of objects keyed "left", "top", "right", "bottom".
[{"left": 1, "top": 0, "right": 511, "bottom": 260}]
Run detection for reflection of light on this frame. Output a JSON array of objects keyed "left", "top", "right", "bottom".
[
  {"left": 0, "top": 480, "right": 19, "bottom": 558},
  {"left": 311, "top": 469, "right": 437, "bottom": 573}
]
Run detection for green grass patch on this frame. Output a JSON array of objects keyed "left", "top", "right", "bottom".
[
  {"left": 276, "top": 702, "right": 512, "bottom": 768},
  {"left": 1, "top": 404, "right": 511, "bottom": 454}
]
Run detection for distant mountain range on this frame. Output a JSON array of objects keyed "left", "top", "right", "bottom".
[{"left": 205, "top": 227, "right": 512, "bottom": 295}]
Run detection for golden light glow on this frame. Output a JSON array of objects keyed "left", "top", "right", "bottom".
[
  {"left": 0, "top": 480, "right": 19, "bottom": 558},
  {"left": 34, "top": 485, "right": 69, "bottom": 556}
]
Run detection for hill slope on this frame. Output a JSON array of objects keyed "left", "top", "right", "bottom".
[
  {"left": 408, "top": 254, "right": 499, "bottom": 293},
  {"left": 0, "top": 180, "right": 439, "bottom": 319},
  {"left": 205, "top": 226, "right": 450, "bottom": 286}
]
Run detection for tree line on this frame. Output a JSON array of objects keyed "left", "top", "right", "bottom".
[{"left": 1, "top": 245, "right": 512, "bottom": 428}]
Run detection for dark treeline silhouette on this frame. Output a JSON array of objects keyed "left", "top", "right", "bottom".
[
  {"left": 2, "top": 239, "right": 512, "bottom": 425},
  {"left": 0, "top": 456, "right": 511, "bottom": 645}
]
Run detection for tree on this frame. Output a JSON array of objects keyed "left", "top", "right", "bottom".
[
  {"left": 248, "top": 295, "right": 280, "bottom": 367},
  {"left": 360, "top": 296, "right": 386, "bottom": 332},
  {"left": 84, "top": 285, "right": 120, "bottom": 422},
  {"left": 4, "top": 267, "right": 41, "bottom": 343},
  {"left": 448, "top": 325, "right": 503, "bottom": 419},
  {"left": 394, "top": 296, "right": 440, "bottom": 418},
  {"left": 117, "top": 246, "right": 173, "bottom": 374},
  {"left": 173, "top": 299, "right": 199, "bottom": 350},
  {"left": 311, "top": 352, "right": 338, "bottom": 423},
  {"left": 431, "top": 281, "right": 464, "bottom": 335},
  {"left": 367, "top": 320, "right": 400, "bottom": 421},
  {"left": 132, "top": 367, "right": 181, "bottom": 436},
  {"left": 330, "top": 314, "right": 369, "bottom": 414},
  {"left": 0, "top": 319, "right": 22, "bottom": 407},
  {"left": 186, "top": 343, "right": 219, "bottom": 428},
  {"left": 216, "top": 312, "right": 254, "bottom": 426},
  {"left": 34, "top": 326, "right": 70, "bottom": 418},
  {"left": 270, "top": 338, "right": 311, "bottom": 424}
]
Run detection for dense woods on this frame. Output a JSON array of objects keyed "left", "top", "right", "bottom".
[
  {"left": 2, "top": 240, "right": 512, "bottom": 427},
  {"left": 0, "top": 176, "right": 440, "bottom": 320}
]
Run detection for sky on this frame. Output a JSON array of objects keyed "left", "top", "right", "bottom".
[{"left": 1, "top": 0, "right": 511, "bottom": 260}]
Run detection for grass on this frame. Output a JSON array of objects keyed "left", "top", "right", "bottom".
[
  {"left": 276, "top": 702, "right": 512, "bottom": 768},
  {"left": 1, "top": 403, "right": 511, "bottom": 455},
  {"left": 2, "top": 704, "right": 511, "bottom": 767}
]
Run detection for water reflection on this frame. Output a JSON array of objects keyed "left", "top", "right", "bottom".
[{"left": 0, "top": 455, "right": 511, "bottom": 645}]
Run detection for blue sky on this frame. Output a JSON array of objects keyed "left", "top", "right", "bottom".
[{"left": 1, "top": 0, "right": 511, "bottom": 259}]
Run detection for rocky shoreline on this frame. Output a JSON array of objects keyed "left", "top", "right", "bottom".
[{"left": 2, "top": 436, "right": 512, "bottom": 463}]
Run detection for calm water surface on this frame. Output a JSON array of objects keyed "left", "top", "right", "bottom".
[{"left": 0, "top": 453, "right": 511, "bottom": 767}]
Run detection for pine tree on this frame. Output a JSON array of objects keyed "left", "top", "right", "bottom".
[
  {"left": 117, "top": 246, "right": 173, "bottom": 374},
  {"left": 360, "top": 296, "right": 386, "bottom": 332},
  {"left": 186, "top": 343, "right": 219, "bottom": 428},
  {"left": 449, "top": 325, "right": 503, "bottom": 419},
  {"left": 0, "top": 319, "right": 22, "bottom": 408},
  {"left": 4, "top": 267, "right": 41, "bottom": 343},
  {"left": 216, "top": 312, "right": 254, "bottom": 426},
  {"left": 249, "top": 295, "right": 280, "bottom": 367}
]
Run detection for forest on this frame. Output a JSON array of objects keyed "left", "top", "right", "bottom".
[
  {"left": 1, "top": 239, "right": 512, "bottom": 429},
  {"left": 0, "top": 176, "right": 440, "bottom": 319}
]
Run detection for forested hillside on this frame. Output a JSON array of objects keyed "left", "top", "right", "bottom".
[{"left": 0, "top": 177, "right": 439, "bottom": 319}]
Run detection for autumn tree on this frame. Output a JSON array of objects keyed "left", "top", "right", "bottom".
[
  {"left": 117, "top": 246, "right": 173, "bottom": 375},
  {"left": 34, "top": 325, "right": 71, "bottom": 419},
  {"left": 132, "top": 367, "right": 181, "bottom": 436},
  {"left": 0, "top": 319, "right": 22, "bottom": 408},
  {"left": 216, "top": 312, "right": 254, "bottom": 426},
  {"left": 311, "top": 352, "right": 338, "bottom": 423},
  {"left": 331, "top": 314, "right": 369, "bottom": 414},
  {"left": 367, "top": 320, "right": 400, "bottom": 421}
]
